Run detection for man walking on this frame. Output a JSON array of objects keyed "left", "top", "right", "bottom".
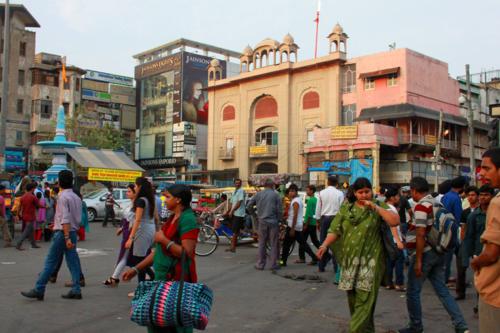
[
  {"left": 399, "top": 177, "right": 469, "bottom": 333},
  {"left": 16, "top": 183, "right": 41, "bottom": 250},
  {"left": 315, "top": 176, "right": 344, "bottom": 278},
  {"left": 470, "top": 148, "right": 500, "bottom": 331},
  {"left": 0, "top": 185, "right": 13, "bottom": 247},
  {"left": 226, "top": 179, "right": 246, "bottom": 253},
  {"left": 297, "top": 185, "right": 320, "bottom": 264},
  {"left": 102, "top": 186, "right": 120, "bottom": 227},
  {"left": 21, "top": 170, "right": 83, "bottom": 300},
  {"left": 247, "top": 178, "right": 283, "bottom": 271}
]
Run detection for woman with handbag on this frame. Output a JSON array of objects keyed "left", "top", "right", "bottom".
[
  {"left": 316, "top": 177, "right": 399, "bottom": 333},
  {"left": 123, "top": 184, "right": 200, "bottom": 333}
]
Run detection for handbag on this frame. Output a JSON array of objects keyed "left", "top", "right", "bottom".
[
  {"left": 375, "top": 200, "right": 398, "bottom": 261},
  {"left": 130, "top": 250, "right": 213, "bottom": 330}
]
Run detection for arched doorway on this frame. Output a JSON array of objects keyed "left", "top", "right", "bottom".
[{"left": 255, "top": 162, "right": 278, "bottom": 174}]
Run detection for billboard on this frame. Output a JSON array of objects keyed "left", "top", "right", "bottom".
[
  {"left": 5, "top": 148, "right": 27, "bottom": 172},
  {"left": 181, "top": 52, "right": 226, "bottom": 125},
  {"left": 85, "top": 70, "right": 134, "bottom": 86}
]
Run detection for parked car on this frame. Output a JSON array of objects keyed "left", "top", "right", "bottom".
[{"left": 84, "top": 188, "right": 130, "bottom": 222}]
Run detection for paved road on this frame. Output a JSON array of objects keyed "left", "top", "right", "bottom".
[{"left": 0, "top": 225, "right": 479, "bottom": 333}]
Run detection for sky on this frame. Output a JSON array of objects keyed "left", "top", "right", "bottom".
[{"left": 17, "top": 0, "right": 500, "bottom": 79}]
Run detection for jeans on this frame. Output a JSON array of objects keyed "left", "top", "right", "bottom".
[
  {"left": 455, "top": 246, "right": 467, "bottom": 297},
  {"left": 318, "top": 215, "right": 338, "bottom": 272},
  {"left": 35, "top": 231, "right": 82, "bottom": 294},
  {"left": 281, "top": 227, "right": 316, "bottom": 264},
  {"left": 16, "top": 220, "right": 36, "bottom": 247},
  {"left": 299, "top": 225, "right": 320, "bottom": 260},
  {"left": 386, "top": 249, "right": 405, "bottom": 286},
  {"left": 50, "top": 249, "right": 85, "bottom": 282},
  {"left": 256, "top": 221, "right": 279, "bottom": 270},
  {"left": 444, "top": 250, "right": 454, "bottom": 282},
  {"left": 406, "top": 250, "right": 468, "bottom": 331}
]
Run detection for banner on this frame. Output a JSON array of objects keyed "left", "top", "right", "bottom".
[{"left": 88, "top": 168, "right": 142, "bottom": 182}]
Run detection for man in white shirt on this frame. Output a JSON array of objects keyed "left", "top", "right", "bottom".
[{"left": 315, "top": 176, "right": 344, "bottom": 274}]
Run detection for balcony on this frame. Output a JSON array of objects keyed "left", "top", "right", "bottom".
[
  {"left": 398, "top": 133, "right": 458, "bottom": 151},
  {"left": 249, "top": 145, "right": 278, "bottom": 158},
  {"left": 218, "top": 147, "right": 235, "bottom": 160}
]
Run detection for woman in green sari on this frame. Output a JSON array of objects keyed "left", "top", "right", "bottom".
[
  {"left": 123, "top": 184, "right": 199, "bottom": 333},
  {"left": 317, "top": 177, "right": 399, "bottom": 333}
]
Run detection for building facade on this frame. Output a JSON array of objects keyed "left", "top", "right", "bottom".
[
  {"left": 30, "top": 52, "right": 85, "bottom": 171},
  {"left": 80, "top": 70, "right": 136, "bottom": 156},
  {"left": 133, "top": 39, "right": 239, "bottom": 182},
  {"left": 0, "top": 4, "right": 39, "bottom": 172}
]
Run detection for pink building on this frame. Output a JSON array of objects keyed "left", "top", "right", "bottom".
[{"left": 305, "top": 48, "right": 489, "bottom": 188}]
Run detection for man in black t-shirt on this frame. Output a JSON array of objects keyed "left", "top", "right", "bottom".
[{"left": 102, "top": 186, "right": 120, "bottom": 227}]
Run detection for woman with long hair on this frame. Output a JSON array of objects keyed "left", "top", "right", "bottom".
[
  {"left": 124, "top": 177, "right": 156, "bottom": 284},
  {"left": 123, "top": 184, "right": 199, "bottom": 333},
  {"left": 103, "top": 184, "right": 136, "bottom": 287},
  {"left": 317, "top": 177, "right": 399, "bottom": 333}
]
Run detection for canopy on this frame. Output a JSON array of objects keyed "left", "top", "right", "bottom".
[{"left": 64, "top": 148, "right": 144, "bottom": 172}]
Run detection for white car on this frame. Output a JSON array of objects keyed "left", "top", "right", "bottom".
[{"left": 84, "top": 188, "right": 130, "bottom": 222}]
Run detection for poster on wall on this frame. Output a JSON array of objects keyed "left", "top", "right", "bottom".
[
  {"left": 180, "top": 52, "right": 226, "bottom": 125},
  {"left": 5, "top": 148, "right": 27, "bottom": 172}
]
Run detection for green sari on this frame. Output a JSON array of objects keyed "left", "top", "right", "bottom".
[
  {"left": 148, "top": 208, "right": 199, "bottom": 333},
  {"left": 328, "top": 200, "right": 389, "bottom": 333}
]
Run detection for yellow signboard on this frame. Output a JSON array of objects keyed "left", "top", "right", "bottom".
[
  {"left": 424, "top": 135, "right": 437, "bottom": 145},
  {"left": 331, "top": 125, "right": 358, "bottom": 139},
  {"left": 88, "top": 168, "right": 142, "bottom": 182},
  {"left": 249, "top": 146, "right": 268, "bottom": 154}
]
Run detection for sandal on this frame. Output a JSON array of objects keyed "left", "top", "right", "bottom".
[{"left": 103, "top": 277, "right": 120, "bottom": 287}]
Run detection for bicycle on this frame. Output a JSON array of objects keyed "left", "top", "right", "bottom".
[{"left": 265, "top": 220, "right": 295, "bottom": 257}]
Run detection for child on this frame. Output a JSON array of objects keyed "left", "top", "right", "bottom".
[{"left": 35, "top": 192, "right": 46, "bottom": 241}]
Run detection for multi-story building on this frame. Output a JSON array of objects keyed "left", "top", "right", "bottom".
[
  {"left": 30, "top": 52, "right": 85, "bottom": 171},
  {"left": 206, "top": 25, "right": 351, "bottom": 185},
  {"left": 0, "top": 4, "right": 39, "bottom": 172},
  {"left": 80, "top": 70, "right": 136, "bottom": 155},
  {"left": 133, "top": 39, "right": 239, "bottom": 182}
]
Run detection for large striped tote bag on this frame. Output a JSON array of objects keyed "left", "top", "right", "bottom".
[{"left": 130, "top": 251, "right": 213, "bottom": 330}]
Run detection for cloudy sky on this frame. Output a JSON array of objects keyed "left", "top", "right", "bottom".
[{"left": 18, "top": 0, "right": 500, "bottom": 79}]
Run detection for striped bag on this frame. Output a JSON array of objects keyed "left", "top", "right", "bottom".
[{"left": 130, "top": 251, "right": 213, "bottom": 330}]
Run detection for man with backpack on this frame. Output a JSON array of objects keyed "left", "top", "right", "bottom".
[{"left": 399, "top": 177, "right": 469, "bottom": 333}]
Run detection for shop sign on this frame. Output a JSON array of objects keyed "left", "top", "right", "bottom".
[
  {"left": 136, "top": 157, "right": 188, "bottom": 169},
  {"left": 82, "top": 89, "right": 111, "bottom": 102},
  {"left": 424, "top": 135, "right": 437, "bottom": 145},
  {"left": 135, "top": 53, "right": 182, "bottom": 79},
  {"left": 85, "top": 70, "right": 133, "bottom": 86},
  {"left": 331, "top": 126, "right": 358, "bottom": 139},
  {"left": 250, "top": 146, "right": 269, "bottom": 154},
  {"left": 82, "top": 79, "right": 109, "bottom": 93},
  {"left": 88, "top": 168, "right": 142, "bottom": 182}
]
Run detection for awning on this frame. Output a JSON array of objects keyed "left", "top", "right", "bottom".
[
  {"left": 65, "top": 147, "right": 144, "bottom": 172},
  {"left": 356, "top": 104, "right": 468, "bottom": 126},
  {"left": 359, "top": 67, "right": 400, "bottom": 79}
]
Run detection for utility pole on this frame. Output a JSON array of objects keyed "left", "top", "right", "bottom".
[
  {"left": 434, "top": 111, "right": 443, "bottom": 192},
  {"left": 0, "top": 0, "right": 11, "bottom": 172},
  {"left": 466, "top": 64, "right": 476, "bottom": 186}
]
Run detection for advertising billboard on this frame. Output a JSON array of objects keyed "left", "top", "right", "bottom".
[
  {"left": 85, "top": 70, "right": 134, "bottom": 86},
  {"left": 5, "top": 148, "right": 27, "bottom": 172},
  {"left": 181, "top": 52, "right": 226, "bottom": 125}
]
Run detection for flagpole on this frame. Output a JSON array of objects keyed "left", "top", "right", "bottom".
[{"left": 314, "top": 0, "right": 321, "bottom": 58}]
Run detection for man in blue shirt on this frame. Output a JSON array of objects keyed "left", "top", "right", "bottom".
[{"left": 441, "top": 176, "right": 467, "bottom": 284}]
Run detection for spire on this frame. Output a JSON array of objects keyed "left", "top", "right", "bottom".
[{"left": 54, "top": 105, "right": 67, "bottom": 143}]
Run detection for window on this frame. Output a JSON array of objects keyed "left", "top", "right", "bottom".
[
  {"left": 154, "top": 134, "right": 166, "bottom": 157},
  {"left": 40, "top": 100, "right": 52, "bottom": 119},
  {"left": 75, "top": 78, "right": 80, "bottom": 91},
  {"left": 222, "top": 105, "right": 235, "bottom": 121},
  {"left": 387, "top": 74, "right": 398, "bottom": 87},
  {"left": 341, "top": 104, "right": 356, "bottom": 125},
  {"left": 16, "top": 131, "right": 23, "bottom": 141},
  {"left": 306, "top": 129, "right": 314, "bottom": 142},
  {"left": 17, "top": 99, "right": 23, "bottom": 114},
  {"left": 63, "top": 103, "right": 69, "bottom": 115},
  {"left": 255, "top": 126, "right": 278, "bottom": 145},
  {"left": 302, "top": 91, "right": 320, "bottom": 109},
  {"left": 225, "top": 137, "right": 234, "bottom": 150},
  {"left": 63, "top": 77, "right": 70, "bottom": 90},
  {"left": 254, "top": 96, "right": 278, "bottom": 119},
  {"left": 18, "top": 70, "right": 25, "bottom": 86},
  {"left": 19, "top": 42, "right": 26, "bottom": 57},
  {"left": 342, "top": 64, "right": 356, "bottom": 93},
  {"left": 364, "top": 78, "right": 375, "bottom": 90}
]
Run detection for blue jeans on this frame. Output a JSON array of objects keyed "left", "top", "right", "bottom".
[
  {"left": 406, "top": 250, "right": 468, "bottom": 331},
  {"left": 387, "top": 249, "right": 405, "bottom": 286},
  {"left": 35, "top": 231, "right": 82, "bottom": 294}
]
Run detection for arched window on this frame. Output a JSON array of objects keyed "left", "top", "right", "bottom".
[
  {"left": 256, "top": 162, "right": 278, "bottom": 174},
  {"left": 254, "top": 96, "right": 278, "bottom": 119},
  {"left": 255, "top": 126, "right": 278, "bottom": 146},
  {"left": 222, "top": 105, "right": 235, "bottom": 121},
  {"left": 302, "top": 91, "right": 320, "bottom": 109}
]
